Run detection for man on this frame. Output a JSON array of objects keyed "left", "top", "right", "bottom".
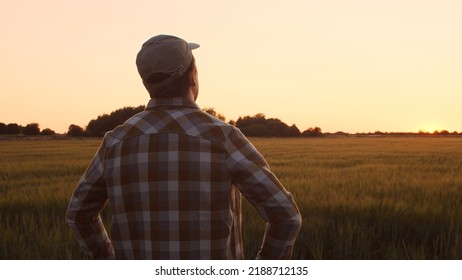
[{"left": 66, "top": 34, "right": 302, "bottom": 260}]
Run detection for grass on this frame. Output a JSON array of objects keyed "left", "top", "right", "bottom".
[
  {"left": 0, "top": 139, "right": 98, "bottom": 259},
  {"left": 247, "top": 137, "right": 462, "bottom": 259},
  {"left": 1, "top": 137, "right": 461, "bottom": 259}
]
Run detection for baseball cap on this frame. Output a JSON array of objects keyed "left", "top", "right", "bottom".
[{"left": 136, "top": 34, "right": 199, "bottom": 89}]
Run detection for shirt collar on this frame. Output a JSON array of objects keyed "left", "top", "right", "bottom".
[{"left": 146, "top": 97, "right": 201, "bottom": 110}]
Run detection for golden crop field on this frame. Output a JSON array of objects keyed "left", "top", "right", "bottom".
[{"left": 1, "top": 137, "right": 461, "bottom": 259}]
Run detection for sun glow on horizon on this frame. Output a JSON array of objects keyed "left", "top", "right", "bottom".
[{"left": 418, "top": 122, "right": 444, "bottom": 134}]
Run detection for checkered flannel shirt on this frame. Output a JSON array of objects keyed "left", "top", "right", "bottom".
[{"left": 66, "top": 97, "right": 302, "bottom": 259}]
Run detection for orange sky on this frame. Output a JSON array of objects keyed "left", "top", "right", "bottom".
[{"left": 1, "top": 0, "right": 461, "bottom": 133}]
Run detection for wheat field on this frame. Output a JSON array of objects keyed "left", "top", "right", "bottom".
[{"left": 1, "top": 137, "right": 461, "bottom": 259}]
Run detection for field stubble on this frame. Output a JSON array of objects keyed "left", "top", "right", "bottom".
[{"left": 1, "top": 137, "right": 461, "bottom": 259}]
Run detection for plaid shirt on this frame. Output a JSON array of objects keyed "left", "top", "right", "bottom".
[{"left": 66, "top": 97, "right": 301, "bottom": 260}]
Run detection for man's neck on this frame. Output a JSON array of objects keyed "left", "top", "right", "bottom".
[{"left": 185, "top": 90, "right": 198, "bottom": 102}]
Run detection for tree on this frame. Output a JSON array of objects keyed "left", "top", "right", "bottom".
[
  {"left": 202, "top": 107, "right": 226, "bottom": 121},
  {"left": 41, "top": 128, "right": 55, "bottom": 136},
  {"left": 23, "top": 123, "right": 40, "bottom": 135},
  {"left": 0, "top": 123, "right": 6, "bottom": 135},
  {"left": 67, "top": 124, "right": 85, "bottom": 137},
  {"left": 86, "top": 106, "right": 145, "bottom": 137},
  {"left": 289, "top": 124, "right": 301, "bottom": 137},
  {"left": 235, "top": 113, "right": 301, "bottom": 137},
  {"left": 6, "top": 123, "right": 21, "bottom": 135},
  {"left": 267, "top": 118, "right": 291, "bottom": 137},
  {"left": 302, "top": 127, "right": 323, "bottom": 137},
  {"left": 236, "top": 114, "right": 268, "bottom": 137},
  {"left": 240, "top": 124, "right": 271, "bottom": 137}
]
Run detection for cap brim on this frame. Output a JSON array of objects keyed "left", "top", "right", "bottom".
[{"left": 188, "top": 42, "right": 200, "bottom": 50}]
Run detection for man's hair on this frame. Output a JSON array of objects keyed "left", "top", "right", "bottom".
[{"left": 145, "top": 57, "right": 196, "bottom": 98}]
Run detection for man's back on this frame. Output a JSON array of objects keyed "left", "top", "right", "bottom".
[
  {"left": 103, "top": 97, "right": 243, "bottom": 259},
  {"left": 66, "top": 97, "right": 301, "bottom": 259}
]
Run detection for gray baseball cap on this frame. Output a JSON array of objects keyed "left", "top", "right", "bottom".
[{"left": 136, "top": 34, "right": 200, "bottom": 88}]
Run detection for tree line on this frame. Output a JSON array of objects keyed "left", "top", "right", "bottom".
[
  {"left": 0, "top": 122, "right": 55, "bottom": 136},
  {"left": 4, "top": 106, "right": 461, "bottom": 138},
  {"left": 63, "top": 106, "right": 323, "bottom": 138},
  {"left": 233, "top": 113, "right": 323, "bottom": 137}
]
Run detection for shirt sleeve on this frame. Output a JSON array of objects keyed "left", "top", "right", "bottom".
[
  {"left": 65, "top": 138, "right": 114, "bottom": 259},
  {"left": 225, "top": 127, "right": 302, "bottom": 259}
]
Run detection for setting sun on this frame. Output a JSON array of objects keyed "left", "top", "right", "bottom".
[{"left": 418, "top": 122, "right": 444, "bottom": 134}]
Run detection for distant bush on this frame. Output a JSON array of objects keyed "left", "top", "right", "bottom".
[
  {"left": 41, "top": 128, "right": 56, "bottom": 136},
  {"left": 67, "top": 124, "right": 85, "bottom": 137},
  {"left": 302, "top": 126, "right": 323, "bottom": 137}
]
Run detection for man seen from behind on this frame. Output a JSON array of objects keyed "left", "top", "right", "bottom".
[{"left": 66, "top": 34, "right": 302, "bottom": 259}]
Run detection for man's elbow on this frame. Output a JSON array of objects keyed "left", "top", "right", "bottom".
[
  {"left": 290, "top": 212, "right": 303, "bottom": 233},
  {"left": 272, "top": 212, "right": 302, "bottom": 237},
  {"left": 295, "top": 212, "right": 302, "bottom": 227}
]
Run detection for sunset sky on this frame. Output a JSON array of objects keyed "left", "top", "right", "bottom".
[{"left": 1, "top": 0, "right": 461, "bottom": 134}]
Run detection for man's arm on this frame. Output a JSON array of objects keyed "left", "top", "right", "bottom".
[
  {"left": 65, "top": 140, "right": 114, "bottom": 259},
  {"left": 225, "top": 128, "right": 302, "bottom": 259}
]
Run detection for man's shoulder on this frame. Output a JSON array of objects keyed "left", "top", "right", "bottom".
[
  {"left": 102, "top": 110, "right": 150, "bottom": 147},
  {"left": 187, "top": 110, "right": 239, "bottom": 143}
]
